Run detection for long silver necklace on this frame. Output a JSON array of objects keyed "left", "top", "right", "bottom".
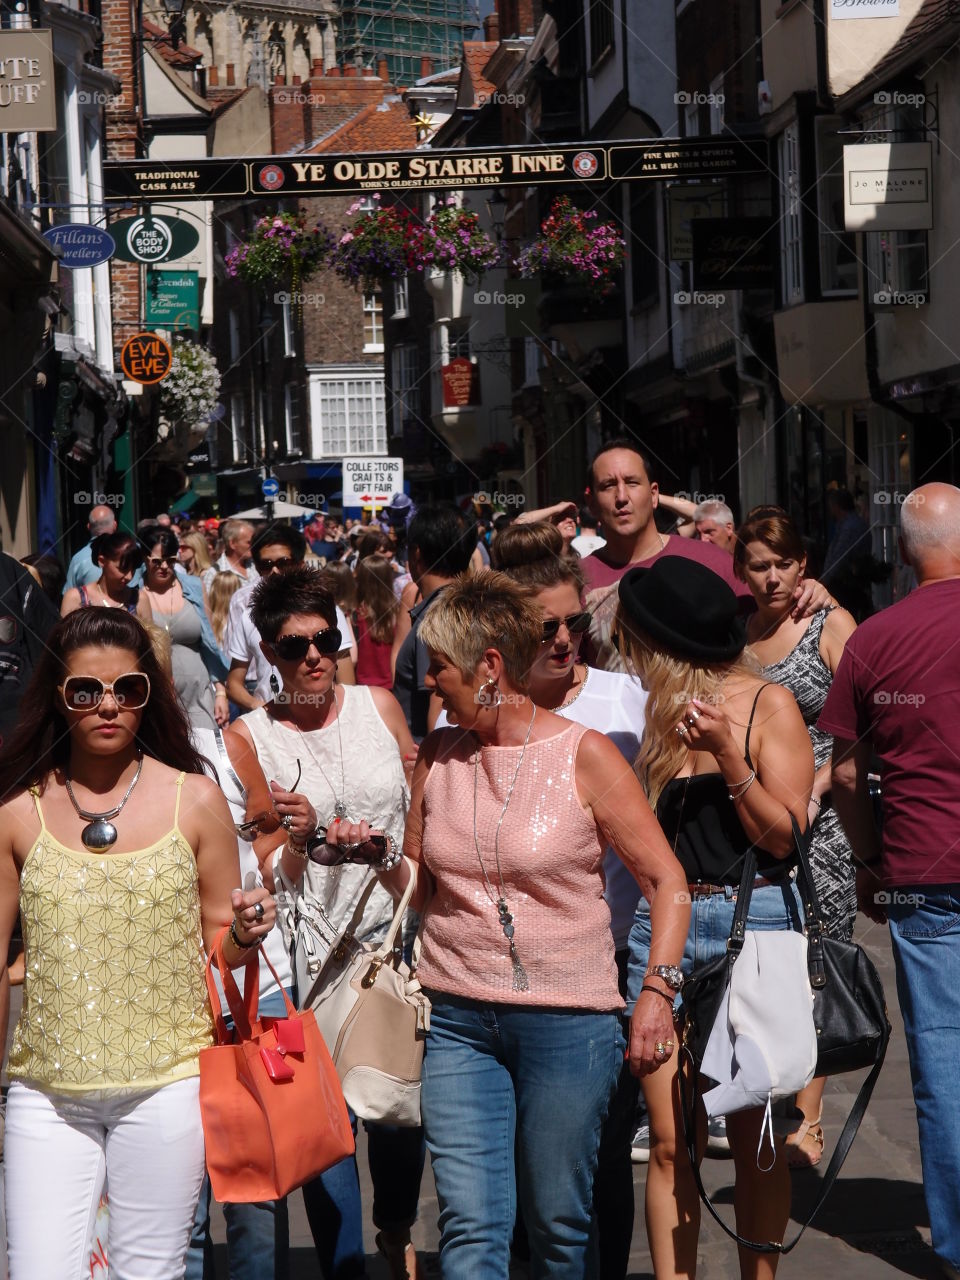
[
  {"left": 65, "top": 753, "right": 145, "bottom": 851},
  {"left": 291, "top": 688, "right": 348, "bottom": 823},
  {"left": 472, "top": 700, "right": 537, "bottom": 992},
  {"left": 551, "top": 663, "right": 589, "bottom": 711}
]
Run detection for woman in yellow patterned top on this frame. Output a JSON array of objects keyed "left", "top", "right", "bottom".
[{"left": 0, "top": 608, "right": 276, "bottom": 1280}]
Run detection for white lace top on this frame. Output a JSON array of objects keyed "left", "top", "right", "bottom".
[{"left": 243, "top": 685, "right": 408, "bottom": 947}]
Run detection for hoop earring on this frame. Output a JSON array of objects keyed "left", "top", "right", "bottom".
[{"left": 477, "top": 679, "right": 503, "bottom": 709}]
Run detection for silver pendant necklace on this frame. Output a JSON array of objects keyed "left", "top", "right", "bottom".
[
  {"left": 292, "top": 687, "right": 348, "bottom": 823},
  {"left": 472, "top": 700, "right": 537, "bottom": 992},
  {"left": 65, "top": 753, "right": 145, "bottom": 851}
]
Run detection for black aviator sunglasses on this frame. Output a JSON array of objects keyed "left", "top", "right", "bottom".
[{"left": 272, "top": 627, "right": 343, "bottom": 662}]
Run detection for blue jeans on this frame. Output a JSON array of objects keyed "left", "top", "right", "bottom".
[
  {"left": 887, "top": 885, "right": 960, "bottom": 1271},
  {"left": 301, "top": 1118, "right": 426, "bottom": 1278},
  {"left": 186, "top": 989, "right": 292, "bottom": 1280},
  {"left": 420, "top": 995, "right": 623, "bottom": 1280},
  {"left": 626, "top": 879, "right": 803, "bottom": 1013}
]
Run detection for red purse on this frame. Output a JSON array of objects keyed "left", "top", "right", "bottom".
[{"left": 199, "top": 929, "right": 355, "bottom": 1203}]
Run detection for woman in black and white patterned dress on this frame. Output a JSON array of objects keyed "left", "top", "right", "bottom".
[{"left": 735, "top": 507, "right": 858, "bottom": 1169}]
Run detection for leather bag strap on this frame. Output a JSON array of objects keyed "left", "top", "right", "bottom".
[
  {"left": 206, "top": 927, "right": 298, "bottom": 1043},
  {"left": 680, "top": 1043, "right": 886, "bottom": 1253}
]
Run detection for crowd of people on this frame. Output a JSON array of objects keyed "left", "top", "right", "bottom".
[{"left": 0, "top": 442, "right": 956, "bottom": 1280}]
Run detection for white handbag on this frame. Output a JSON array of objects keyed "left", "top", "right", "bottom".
[{"left": 287, "top": 859, "right": 430, "bottom": 1126}]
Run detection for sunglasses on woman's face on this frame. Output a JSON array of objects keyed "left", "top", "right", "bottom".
[
  {"left": 59, "top": 673, "right": 151, "bottom": 712},
  {"left": 540, "top": 612, "right": 592, "bottom": 643},
  {"left": 255, "top": 556, "right": 296, "bottom": 574},
  {"left": 272, "top": 627, "right": 342, "bottom": 662},
  {"left": 147, "top": 556, "right": 177, "bottom": 569}
]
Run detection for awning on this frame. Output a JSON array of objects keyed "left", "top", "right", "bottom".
[{"left": 169, "top": 489, "right": 200, "bottom": 514}]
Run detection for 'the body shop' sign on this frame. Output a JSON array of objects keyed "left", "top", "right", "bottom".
[{"left": 0, "top": 30, "right": 57, "bottom": 132}]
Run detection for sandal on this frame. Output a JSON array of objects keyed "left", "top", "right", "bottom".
[
  {"left": 375, "top": 1230, "right": 422, "bottom": 1280},
  {"left": 784, "top": 1112, "right": 824, "bottom": 1168}
]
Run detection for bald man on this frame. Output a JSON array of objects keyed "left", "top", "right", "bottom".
[
  {"left": 820, "top": 482, "right": 960, "bottom": 1277},
  {"left": 63, "top": 503, "right": 117, "bottom": 593}
]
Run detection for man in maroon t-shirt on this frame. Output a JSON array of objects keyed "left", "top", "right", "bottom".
[
  {"left": 819, "top": 482, "right": 960, "bottom": 1275},
  {"left": 581, "top": 439, "right": 827, "bottom": 669}
]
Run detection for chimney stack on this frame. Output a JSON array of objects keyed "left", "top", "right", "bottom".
[
  {"left": 420, "top": 55, "right": 433, "bottom": 78},
  {"left": 377, "top": 55, "right": 389, "bottom": 81},
  {"left": 483, "top": 12, "right": 499, "bottom": 40},
  {"left": 312, "top": 58, "right": 324, "bottom": 76},
  {"left": 343, "top": 63, "right": 357, "bottom": 77},
  {"left": 207, "top": 65, "right": 219, "bottom": 87},
  {"left": 225, "top": 63, "right": 235, "bottom": 86}
]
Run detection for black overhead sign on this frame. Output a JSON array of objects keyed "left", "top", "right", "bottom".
[{"left": 102, "top": 138, "right": 770, "bottom": 202}]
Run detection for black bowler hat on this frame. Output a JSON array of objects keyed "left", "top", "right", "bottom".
[{"left": 617, "top": 556, "right": 746, "bottom": 663}]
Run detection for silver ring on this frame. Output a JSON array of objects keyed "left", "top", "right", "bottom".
[
  {"left": 281, "top": 815, "right": 294, "bottom": 831},
  {"left": 687, "top": 710, "right": 700, "bottom": 723},
  {"left": 676, "top": 724, "right": 688, "bottom": 737},
  {"left": 254, "top": 902, "right": 265, "bottom": 921}
]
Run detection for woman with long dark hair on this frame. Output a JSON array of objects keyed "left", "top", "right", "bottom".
[{"left": 0, "top": 608, "right": 273, "bottom": 1279}]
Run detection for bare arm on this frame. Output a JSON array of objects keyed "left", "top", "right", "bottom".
[
  {"left": 180, "top": 775, "right": 275, "bottom": 966},
  {"left": 656, "top": 493, "right": 697, "bottom": 525},
  {"left": 60, "top": 588, "right": 81, "bottom": 617},
  {"left": 807, "top": 608, "right": 858, "bottom": 824},
  {"left": 578, "top": 731, "right": 690, "bottom": 1077},
  {"left": 368, "top": 685, "right": 418, "bottom": 784},
  {"left": 831, "top": 737, "right": 885, "bottom": 922},
  {"left": 226, "top": 658, "right": 264, "bottom": 711},
  {"left": 514, "top": 500, "right": 578, "bottom": 526},
  {"left": 681, "top": 684, "right": 813, "bottom": 856},
  {"left": 222, "top": 727, "right": 281, "bottom": 890}
]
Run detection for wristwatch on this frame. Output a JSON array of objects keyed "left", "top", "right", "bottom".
[{"left": 645, "top": 964, "right": 684, "bottom": 992}]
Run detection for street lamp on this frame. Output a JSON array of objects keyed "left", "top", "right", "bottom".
[
  {"left": 485, "top": 188, "right": 508, "bottom": 243},
  {"left": 158, "top": 0, "right": 186, "bottom": 50}
]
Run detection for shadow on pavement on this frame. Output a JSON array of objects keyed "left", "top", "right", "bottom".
[{"left": 703, "top": 1173, "right": 935, "bottom": 1279}]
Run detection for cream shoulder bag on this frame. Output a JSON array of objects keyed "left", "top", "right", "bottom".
[{"left": 290, "top": 858, "right": 430, "bottom": 1126}]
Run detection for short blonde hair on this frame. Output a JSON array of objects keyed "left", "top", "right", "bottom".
[{"left": 417, "top": 569, "right": 541, "bottom": 690}]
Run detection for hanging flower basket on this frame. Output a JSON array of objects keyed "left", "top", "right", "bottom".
[
  {"left": 329, "top": 194, "right": 420, "bottom": 291},
  {"left": 224, "top": 212, "right": 334, "bottom": 293},
  {"left": 515, "top": 195, "right": 626, "bottom": 296},
  {"left": 409, "top": 196, "right": 500, "bottom": 283},
  {"left": 158, "top": 338, "right": 221, "bottom": 449}
]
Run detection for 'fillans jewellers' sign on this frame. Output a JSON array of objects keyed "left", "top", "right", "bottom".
[{"left": 42, "top": 225, "right": 115, "bottom": 268}]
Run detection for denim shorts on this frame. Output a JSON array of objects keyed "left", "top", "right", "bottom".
[{"left": 626, "top": 880, "right": 803, "bottom": 1016}]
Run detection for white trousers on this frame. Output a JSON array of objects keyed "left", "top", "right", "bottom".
[{"left": 5, "top": 1077, "right": 205, "bottom": 1280}]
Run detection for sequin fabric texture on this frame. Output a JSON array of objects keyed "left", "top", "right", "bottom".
[
  {"left": 8, "top": 829, "right": 214, "bottom": 1092},
  {"left": 418, "top": 722, "right": 623, "bottom": 1010}
]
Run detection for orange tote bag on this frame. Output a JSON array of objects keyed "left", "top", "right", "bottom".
[{"left": 199, "top": 930, "right": 355, "bottom": 1203}]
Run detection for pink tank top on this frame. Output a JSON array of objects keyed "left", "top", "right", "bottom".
[{"left": 418, "top": 723, "right": 623, "bottom": 1010}]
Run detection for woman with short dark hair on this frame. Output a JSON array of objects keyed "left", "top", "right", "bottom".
[
  {"left": 231, "top": 565, "right": 425, "bottom": 1280},
  {"left": 61, "top": 532, "right": 150, "bottom": 622}
]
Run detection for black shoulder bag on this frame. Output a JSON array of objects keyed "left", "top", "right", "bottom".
[{"left": 679, "top": 817, "right": 891, "bottom": 1254}]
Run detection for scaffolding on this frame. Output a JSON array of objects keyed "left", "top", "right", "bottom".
[{"left": 338, "top": 0, "right": 481, "bottom": 86}]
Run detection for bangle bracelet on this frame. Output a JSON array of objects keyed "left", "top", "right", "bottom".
[
  {"left": 377, "top": 838, "right": 403, "bottom": 872},
  {"left": 230, "top": 919, "right": 261, "bottom": 950},
  {"left": 811, "top": 796, "right": 822, "bottom": 808},
  {"left": 727, "top": 769, "right": 756, "bottom": 801},
  {"left": 640, "top": 984, "right": 676, "bottom": 1007},
  {"left": 286, "top": 837, "right": 309, "bottom": 861}
]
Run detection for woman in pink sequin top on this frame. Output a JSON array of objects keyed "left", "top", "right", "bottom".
[{"left": 324, "top": 570, "right": 689, "bottom": 1280}]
